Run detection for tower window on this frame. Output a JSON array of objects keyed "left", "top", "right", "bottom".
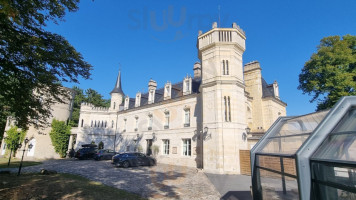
[
  {"left": 224, "top": 96, "right": 232, "bottom": 122},
  {"left": 113, "top": 102, "right": 116, "bottom": 109},
  {"left": 223, "top": 60, "right": 229, "bottom": 75}
]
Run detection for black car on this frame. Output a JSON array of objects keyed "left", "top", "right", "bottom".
[
  {"left": 94, "top": 149, "right": 116, "bottom": 160},
  {"left": 112, "top": 153, "right": 156, "bottom": 168},
  {"left": 75, "top": 144, "right": 97, "bottom": 160}
]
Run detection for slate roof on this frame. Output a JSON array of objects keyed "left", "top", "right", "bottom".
[
  {"left": 261, "top": 78, "right": 275, "bottom": 98},
  {"left": 110, "top": 71, "right": 125, "bottom": 95},
  {"left": 126, "top": 77, "right": 201, "bottom": 110}
]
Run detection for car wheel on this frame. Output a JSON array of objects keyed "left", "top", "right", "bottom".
[{"left": 123, "top": 161, "right": 130, "bottom": 168}]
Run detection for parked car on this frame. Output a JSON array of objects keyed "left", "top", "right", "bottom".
[
  {"left": 94, "top": 149, "right": 116, "bottom": 160},
  {"left": 112, "top": 152, "right": 156, "bottom": 168},
  {"left": 75, "top": 144, "right": 97, "bottom": 160}
]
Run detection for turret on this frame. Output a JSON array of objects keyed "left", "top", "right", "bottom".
[{"left": 110, "top": 70, "right": 125, "bottom": 111}]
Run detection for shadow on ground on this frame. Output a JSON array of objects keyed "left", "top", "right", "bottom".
[{"left": 221, "top": 191, "right": 252, "bottom": 200}]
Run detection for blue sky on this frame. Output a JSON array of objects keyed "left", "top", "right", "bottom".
[{"left": 47, "top": 0, "right": 356, "bottom": 116}]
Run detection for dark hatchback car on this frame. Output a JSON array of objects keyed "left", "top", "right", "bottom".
[
  {"left": 112, "top": 153, "right": 156, "bottom": 168},
  {"left": 75, "top": 144, "right": 97, "bottom": 160},
  {"left": 94, "top": 149, "right": 116, "bottom": 160}
]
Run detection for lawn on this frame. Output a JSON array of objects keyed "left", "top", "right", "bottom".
[
  {"left": 0, "top": 173, "right": 146, "bottom": 200},
  {"left": 0, "top": 157, "right": 42, "bottom": 168}
]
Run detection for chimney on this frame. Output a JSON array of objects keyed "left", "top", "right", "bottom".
[{"left": 193, "top": 62, "right": 202, "bottom": 78}]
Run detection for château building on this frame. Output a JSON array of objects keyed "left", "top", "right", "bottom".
[{"left": 72, "top": 22, "right": 287, "bottom": 174}]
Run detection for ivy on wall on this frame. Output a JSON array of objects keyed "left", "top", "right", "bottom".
[{"left": 49, "top": 119, "right": 71, "bottom": 158}]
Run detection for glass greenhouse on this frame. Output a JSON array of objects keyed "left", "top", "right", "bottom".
[{"left": 251, "top": 96, "right": 356, "bottom": 200}]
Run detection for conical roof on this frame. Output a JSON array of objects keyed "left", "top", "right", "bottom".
[{"left": 110, "top": 70, "right": 125, "bottom": 95}]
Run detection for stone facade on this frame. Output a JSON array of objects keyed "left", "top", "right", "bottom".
[
  {"left": 74, "top": 23, "right": 287, "bottom": 174},
  {"left": 1, "top": 89, "right": 74, "bottom": 159}
]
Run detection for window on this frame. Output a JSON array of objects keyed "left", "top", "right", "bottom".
[
  {"left": 105, "top": 121, "right": 107, "bottom": 128},
  {"left": 224, "top": 96, "right": 231, "bottom": 122},
  {"left": 148, "top": 114, "right": 153, "bottom": 130},
  {"left": 149, "top": 90, "right": 155, "bottom": 104},
  {"left": 94, "top": 120, "right": 97, "bottom": 127},
  {"left": 81, "top": 119, "right": 84, "bottom": 127},
  {"left": 185, "top": 80, "right": 190, "bottom": 92},
  {"left": 165, "top": 112, "right": 170, "bottom": 129},
  {"left": 91, "top": 120, "right": 93, "bottom": 127},
  {"left": 223, "top": 60, "right": 229, "bottom": 75},
  {"left": 135, "top": 93, "right": 141, "bottom": 107},
  {"left": 183, "top": 139, "right": 191, "bottom": 156},
  {"left": 101, "top": 120, "right": 104, "bottom": 128},
  {"left": 126, "top": 146, "right": 130, "bottom": 152},
  {"left": 163, "top": 140, "right": 170, "bottom": 155},
  {"left": 123, "top": 119, "right": 127, "bottom": 132},
  {"left": 113, "top": 102, "right": 116, "bottom": 109},
  {"left": 184, "top": 109, "right": 190, "bottom": 127},
  {"left": 111, "top": 120, "right": 114, "bottom": 128},
  {"left": 228, "top": 96, "right": 231, "bottom": 122}
]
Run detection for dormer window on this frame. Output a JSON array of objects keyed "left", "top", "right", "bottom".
[
  {"left": 135, "top": 92, "right": 141, "bottom": 107},
  {"left": 148, "top": 90, "right": 155, "bottom": 104},
  {"left": 223, "top": 60, "right": 229, "bottom": 75},
  {"left": 183, "top": 77, "right": 192, "bottom": 95},
  {"left": 164, "top": 82, "right": 172, "bottom": 100},
  {"left": 124, "top": 96, "right": 129, "bottom": 110}
]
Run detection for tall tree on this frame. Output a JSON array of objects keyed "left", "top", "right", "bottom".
[
  {"left": 0, "top": 0, "right": 92, "bottom": 130},
  {"left": 298, "top": 35, "right": 356, "bottom": 110},
  {"left": 69, "top": 86, "right": 110, "bottom": 127}
]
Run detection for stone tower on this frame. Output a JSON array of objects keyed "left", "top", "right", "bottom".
[
  {"left": 110, "top": 70, "right": 124, "bottom": 111},
  {"left": 198, "top": 22, "right": 248, "bottom": 174}
]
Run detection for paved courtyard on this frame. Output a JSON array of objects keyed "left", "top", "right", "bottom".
[{"left": 1, "top": 159, "right": 220, "bottom": 199}]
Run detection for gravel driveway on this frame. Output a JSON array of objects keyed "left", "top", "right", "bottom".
[{"left": 2, "top": 159, "right": 220, "bottom": 200}]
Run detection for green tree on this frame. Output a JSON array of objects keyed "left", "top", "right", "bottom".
[
  {"left": 49, "top": 119, "right": 71, "bottom": 158},
  {"left": 4, "top": 126, "right": 26, "bottom": 155},
  {"left": 69, "top": 86, "right": 110, "bottom": 127},
  {"left": 298, "top": 35, "right": 356, "bottom": 110},
  {"left": 0, "top": 0, "right": 92, "bottom": 130}
]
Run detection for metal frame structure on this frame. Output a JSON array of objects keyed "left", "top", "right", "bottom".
[{"left": 251, "top": 96, "right": 356, "bottom": 200}]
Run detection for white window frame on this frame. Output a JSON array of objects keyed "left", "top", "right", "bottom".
[
  {"left": 163, "top": 139, "right": 170, "bottom": 155},
  {"left": 182, "top": 139, "right": 191, "bottom": 156},
  {"left": 164, "top": 111, "right": 170, "bottom": 129},
  {"left": 184, "top": 109, "right": 190, "bottom": 127}
]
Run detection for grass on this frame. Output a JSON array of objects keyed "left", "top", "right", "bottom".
[
  {"left": 0, "top": 157, "right": 42, "bottom": 168},
  {"left": 0, "top": 173, "right": 146, "bottom": 200}
]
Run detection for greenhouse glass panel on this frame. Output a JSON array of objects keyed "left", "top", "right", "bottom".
[
  {"left": 256, "top": 110, "right": 329, "bottom": 155},
  {"left": 313, "top": 108, "right": 356, "bottom": 162}
]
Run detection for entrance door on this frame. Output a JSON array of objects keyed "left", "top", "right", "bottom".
[{"left": 146, "top": 139, "right": 152, "bottom": 156}]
